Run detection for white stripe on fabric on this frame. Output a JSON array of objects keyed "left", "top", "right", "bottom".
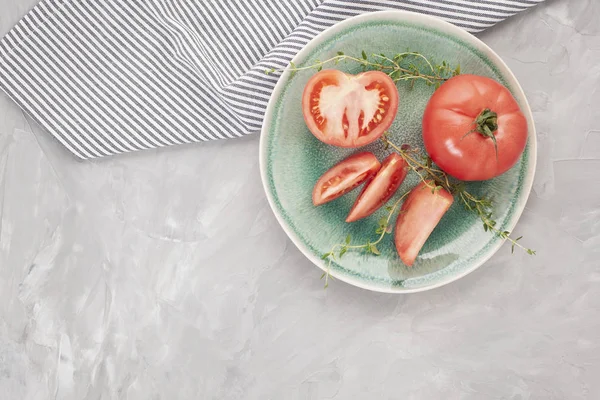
[{"left": 0, "top": 0, "right": 544, "bottom": 158}]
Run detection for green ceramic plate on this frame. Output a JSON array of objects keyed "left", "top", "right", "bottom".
[{"left": 259, "top": 11, "right": 536, "bottom": 293}]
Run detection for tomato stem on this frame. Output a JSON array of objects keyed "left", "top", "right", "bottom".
[{"left": 464, "top": 108, "right": 499, "bottom": 160}]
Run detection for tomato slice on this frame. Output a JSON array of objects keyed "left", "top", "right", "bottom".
[
  {"left": 346, "top": 153, "right": 409, "bottom": 222},
  {"left": 302, "top": 70, "right": 399, "bottom": 148},
  {"left": 312, "top": 152, "right": 381, "bottom": 206},
  {"left": 394, "top": 181, "right": 454, "bottom": 266}
]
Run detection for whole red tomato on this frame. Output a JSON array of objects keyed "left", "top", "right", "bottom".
[{"left": 422, "top": 74, "right": 528, "bottom": 181}]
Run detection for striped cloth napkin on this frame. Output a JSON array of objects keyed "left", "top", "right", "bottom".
[{"left": 0, "top": 0, "right": 544, "bottom": 159}]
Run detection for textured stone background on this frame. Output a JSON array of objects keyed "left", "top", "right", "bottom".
[{"left": 1, "top": 0, "right": 599, "bottom": 399}]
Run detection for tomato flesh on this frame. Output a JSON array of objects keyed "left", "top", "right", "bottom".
[
  {"left": 394, "top": 181, "right": 454, "bottom": 266},
  {"left": 422, "top": 74, "right": 527, "bottom": 181},
  {"left": 302, "top": 70, "right": 399, "bottom": 148},
  {"left": 312, "top": 152, "right": 381, "bottom": 206},
  {"left": 346, "top": 153, "right": 408, "bottom": 222}
]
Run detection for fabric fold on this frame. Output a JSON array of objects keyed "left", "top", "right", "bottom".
[{"left": 0, "top": 0, "right": 544, "bottom": 159}]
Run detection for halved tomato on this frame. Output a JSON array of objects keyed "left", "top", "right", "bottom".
[
  {"left": 312, "top": 152, "right": 381, "bottom": 206},
  {"left": 302, "top": 70, "right": 399, "bottom": 148},
  {"left": 346, "top": 153, "right": 409, "bottom": 222},
  {"left": 394, "top": 181, "right": 454, "bottom": 266}
]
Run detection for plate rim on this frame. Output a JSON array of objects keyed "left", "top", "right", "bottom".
[{"left": 259, "top": 10, "right": 537, "bottom": 293}]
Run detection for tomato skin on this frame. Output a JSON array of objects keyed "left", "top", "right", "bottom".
[
  {"left": 312, "top": 152, "right": 381, "bottom": 206},
  {"left": 394, "top": 181, "right": 454, "bottom": 266},
  {"left": 302, "top": 70, "right": 399, "bottom": 148},
  {"left": 346, "top": 153, "right": 409, "bottom": 222},
  {"left": 422, "top": 74, "right": 527, "bottom": 181}
]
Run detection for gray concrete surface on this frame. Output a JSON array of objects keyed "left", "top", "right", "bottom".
[{"left": 1, "top": 0, "right": 599, "bottom": 398}]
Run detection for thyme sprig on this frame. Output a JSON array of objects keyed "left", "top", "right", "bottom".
[
  {"left": 320, "top": 191, "right": 410, "bottom": 288},
  {"left": 265, "top": 51, "right": 460, "bottom": 88},
  {"left": 459, "top": 191, "right": 535, "bottom": 255}
]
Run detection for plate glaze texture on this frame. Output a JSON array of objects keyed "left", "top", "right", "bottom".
[{"left": 259, "top": 11, "right": 536, "bottom": 293}]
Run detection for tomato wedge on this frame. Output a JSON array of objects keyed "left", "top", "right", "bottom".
[
  {"left": 394, "top": 181, "right": 454, "bottom": 266},
  {"left": 346, "top": 153, "right": 409, "bottom": 222},
  {"left": 302, "top": 70, "right": 399, "bottom": 148},
  {"left": 312, "top": 152, "right": 381, "bottom": 206}
]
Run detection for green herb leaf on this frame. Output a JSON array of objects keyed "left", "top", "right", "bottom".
[
  {"left": 362, "top": 50, "right": 367, "bottom": 60},
  {"left": 289, "top": 61, "right": 297, "bottom": 78},
  {"left": 369, "top": 243, "right": 381, "bottom": 255},
  {"left": 393, "top": 54, "right": 403, "bottom": 63},
  {"left": 339, "top": 247, "right": 347, "bottom": 258},
  {"left": 345, "top": 234, "right": 351, "bottom": 244},
  {"left": 321, "top": 252, "right": 331, "bottom": 260},
  {"left": 337, "top": 51, "right": 344, "bottom": 56}
]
